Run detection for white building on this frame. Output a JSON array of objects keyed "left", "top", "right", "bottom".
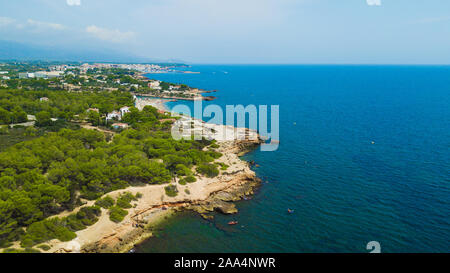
[
  {"left": 19, "top": 72, "right": 35, "bottom": 79},
  {"left": 107, "top": 106, "right": 131, "bottom": 121},
  {"left": 107, "top": 110, "right": 121, "bottom": 121},
  {"left": 35, "top": 71, "right": 63, "bottom": 79},
  {"left": 35, "top": 72, "right": 47, "bottom": 79},
  {"left": 120, "top": 106, "right": 130, "bottom": 117}
]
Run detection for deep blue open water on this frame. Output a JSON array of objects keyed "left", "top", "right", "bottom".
[{"left": 136, "top": 65, "right": 450, "bottom": 253}]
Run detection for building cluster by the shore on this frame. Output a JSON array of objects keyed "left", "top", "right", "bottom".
[
  {"left": 18, "top": 71, "right": 63, "bottom": 79},
  {"left": 8, "top": 63, "right": 176, "bottom": 81},
  {"left": 77, "top": 63, "right": 174, "bottom": 73}
]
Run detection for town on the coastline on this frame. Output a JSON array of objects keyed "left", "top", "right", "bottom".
[{"left": 1, "top": 62, "right": 213, "bottom": 100}]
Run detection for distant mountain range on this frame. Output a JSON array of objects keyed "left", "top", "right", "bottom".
[{"left": 0, "top": 40, "right": 183, "bottom": 64}]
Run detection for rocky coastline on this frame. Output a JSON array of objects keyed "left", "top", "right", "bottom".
[{"left": 78, "top": 138, "right": 262, "bottom": 253}]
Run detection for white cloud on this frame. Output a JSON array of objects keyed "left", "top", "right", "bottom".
[
  {"left": 0, "top": 16, "right": 15, "bottom": 27},
  {"left": 27, "top": 19, "right": 66, "bottom": 30},
  {"left": 67, "top": 0, "right": 81, "bottom": 6},
  {"left": 0, "top": 17, "right": 66, "bottom": 31},
  {"left": 366, "top": 0, "right": 381, "bottom": 6},
  {"left": 86, "top": 25, "right": 135, "bottom": 43}
]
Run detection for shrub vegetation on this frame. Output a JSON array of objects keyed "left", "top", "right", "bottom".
[
  {"left": 196, "top": 163, "right": 220, "bottom": 178},
  {"left": 164, "top": 185, "right": 178, "bottom": 197},
  {"left": 109, "top": 206, "right": 128, "bottom": 223},
  {"left": 95, "top": 196, "right": 115, "bottom": 209}
]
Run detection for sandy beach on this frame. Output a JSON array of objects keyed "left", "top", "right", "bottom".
[{"left": 134, "top": 96, "right": 171, "bottom": 111}]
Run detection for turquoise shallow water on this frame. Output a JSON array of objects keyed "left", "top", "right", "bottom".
[{"left": 136, "top": 65, "right": 450, "bottom": 253}]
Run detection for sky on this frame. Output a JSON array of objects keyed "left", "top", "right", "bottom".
[{"left": 1, "top": 0, "right": 450, "bottom": 64}]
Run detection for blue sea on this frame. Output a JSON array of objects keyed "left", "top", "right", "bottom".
[{"left": 136, "top": 65, "right": 450, "bottom": 253}]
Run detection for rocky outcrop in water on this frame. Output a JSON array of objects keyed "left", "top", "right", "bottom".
[{"left": 188, "top": 173, "right": 261, "bottom": 219}]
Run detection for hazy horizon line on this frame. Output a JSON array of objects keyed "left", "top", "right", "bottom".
[{"left": 2, "top": 59, "right": 450, "bottom": 66}]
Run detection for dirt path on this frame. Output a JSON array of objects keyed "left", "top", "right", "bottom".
[{"left": 80, "top": 123, "right": 116, "bottom": 136}]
